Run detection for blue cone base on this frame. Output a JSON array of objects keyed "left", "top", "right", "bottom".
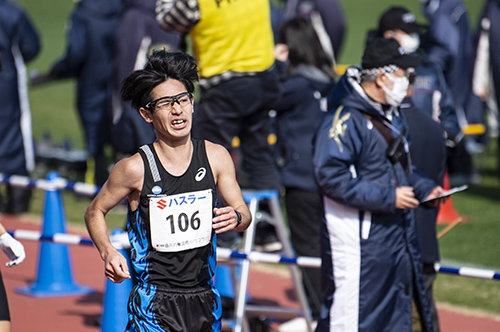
[
  {"left": 215, "top": 265, "right": 251, "bottom": 301},
  {"left": 215, "top": 265, "right": 236, "bottom": 298},
  {"left": 101, "top": 243, "right": 133, "bottom": 332},
  {"left": 101, "top": 278, "right": 133, "bottom": 332},
  {"left": 15, "top": 282, "right": 94, "bottom": 298}
]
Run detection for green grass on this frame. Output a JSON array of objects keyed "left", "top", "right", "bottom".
[
  {"left": 432, "top": 141, "right": 500, "bottom": 316},
  {"left": 435, "top": 274, "right": 500, "bottom": 315},
  {"left": 12, "top": 0, "right": 500, "bottom": 318}
]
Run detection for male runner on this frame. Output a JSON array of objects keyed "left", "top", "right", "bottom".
[{"left": 84, "top": 50, "right": 251, "bottom": 332}]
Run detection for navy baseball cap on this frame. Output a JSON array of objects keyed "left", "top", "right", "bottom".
[
  {"left": 379, "top": 7, "right": 427, "bottom": 34},
  {"left": 362, "top": 38, "right": 422, "bottom": 69}
]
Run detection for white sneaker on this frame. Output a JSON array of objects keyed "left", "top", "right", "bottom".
[{"left": 278, "top": 317, "right": 317, "bottom": 332}]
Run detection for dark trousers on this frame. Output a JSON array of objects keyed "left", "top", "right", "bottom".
[
  {"left": 423, "top": 263, "right": 440, "bottom": 332},
  {"left": 285, "top": 188, "right": 323, "bottom": 319},
  {"left": 0, "top": 170, "right": 32, "bottom": 214},
  {"left": 0, "top": 270, "right": 10, "bottom": 321},
  {"left": 193, "top": 70, "right": 282, "bottom": 190}
]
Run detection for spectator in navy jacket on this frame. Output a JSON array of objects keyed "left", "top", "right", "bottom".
[
  {"left": 283, "top": 0, "right": 346, "bottom": 61},
  {"left": 472, "top": 0, "right": 500, "bottom": 180},
  {"left": 43, "top": 0, "right": 122, "bottom": 186},
  {"left": 421, "top": 0, "right": 477, "bottom": 124},
  {"left": 110, "top": 0, "right": 180, "bottom": 157},
  {"left": 0, "top": 0, "right": 40, "bottom": 214},
  {"left": 421, "top": 0, "right": 485, "bottom": 186},
  {"left": 314, "top": 38, "right": 446, "bottom": 332},
  {"left": 273, "top": 17, "right": 335, "bottom": 331},
  {"left": 369, "top": 8, "right": 450, "bottom": 331},
  {"left": 401, "top": 93, "right": 447, "bottom": 332}
]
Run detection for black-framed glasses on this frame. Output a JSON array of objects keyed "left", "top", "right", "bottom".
[{"left": 144, "top": 92, "right": 193, "bottom": 112}]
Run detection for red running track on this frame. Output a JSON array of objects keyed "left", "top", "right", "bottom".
[{"left": 1, "top": 214, "right": 500, "bottom": 332}]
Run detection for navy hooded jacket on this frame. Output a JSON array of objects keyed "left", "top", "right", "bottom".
[
  {"left": 476, "top": 0, "right": 500, "bottom": 120},
  {"left": 313, "top": 67, "right": 435, "bottom": 332},
  {"left": 274, "top": 63, "right": 335, "bottom": 192},
  {"left": 110, "top": 0, "right": 180, "bottom": 154},
  {"left": 0, "top": 0, "right": 40, "bottom": 174},
  {"left": 421, "top": 0, "right": 483, "bottom": 126},
  {"left": 49, "top": 0, "right": 122, "bottom": 157}
]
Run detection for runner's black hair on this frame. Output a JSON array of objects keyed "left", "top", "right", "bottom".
[{"left": 121, "top": 50, "right": 199, "bottom": 111}]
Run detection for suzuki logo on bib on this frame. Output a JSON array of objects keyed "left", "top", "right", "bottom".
[
  {"left": 157, "top": 199, "right": 167, "bottom": 210},
  {"left": 195, "top": 167, "right": 206, "bottom": 181}
]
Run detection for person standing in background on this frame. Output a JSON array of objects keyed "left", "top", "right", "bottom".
[
  {"left": 156, "top": 0, "right": 281, "bottom": 192},
  {"left": 280, "top": 0, "right": 346, "bottom": 63},
  {"left": 36, "top": 0, "right": 123, "bottom": 186},
  {"left": 156, "top": 0, "right": 283, "bottom": 251},
  {"left": 272, "top": 17, "right": 335, "bottom": 332},
  {"left": 0, "top": 218, "right": 26, "bottom": 332},
  {"left": 420, "top": 0, "right": 484, "bottom": 185},
  {"left": 0, "top": 39, "right": 31, "bottom": 330},
  {"left": 370, "top": 7, "right": 449, "bottom": 331},
  {"left": 110, "top": 0, "right": 181, "bottom": 158},
  {"left": 471, "top": 0, "right": 500, "bottom": 180},
  {"left": 401, "top": 87, "right": 447, "bottom": 332},
  {"left": 421, "top": 0, "right": 478, "bottom": 127},
  {"left": 313, "top": 38, "right": 446, "bottom": 332},
  {"left": 368, "top": 7, "right": 460, "bottom": 144},
  {"left": 0, "top": 0, "right": 40, "bottom": 214}
]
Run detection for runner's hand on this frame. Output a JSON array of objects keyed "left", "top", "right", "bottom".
[
  {"left": 104, "top": 250, "right": 131, "bottom": 283},
  {"left": 0, "top": 232, "right": 26, "bottom": 267},
  {"left": 212, "top": 207, "right": 239, "bottom": 233}
]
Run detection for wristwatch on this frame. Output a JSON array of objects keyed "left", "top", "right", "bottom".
[{"left": 235, "top": 210, "right": 242, "bottom": 228}]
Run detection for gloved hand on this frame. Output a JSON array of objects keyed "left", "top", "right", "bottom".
[{"left": 0, "top": 232, "right": 26, "bottom": 267}]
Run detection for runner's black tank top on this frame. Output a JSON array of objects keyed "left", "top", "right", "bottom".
[{"left": 128, "top": 139, "right": 218, "bottom": 289}]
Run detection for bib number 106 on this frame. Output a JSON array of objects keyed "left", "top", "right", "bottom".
[{"left": 166, "top": 211, "right": 201, "bottom": 234}]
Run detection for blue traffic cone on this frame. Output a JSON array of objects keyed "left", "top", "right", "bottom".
[
  {"left": 101, "top": 229, "right": 133, "bottom": 332},
  {"left": 215, "top": 264, "right": 251, "bottom": 301},
  {"left": 16, "top": 171, "right": 93, "bottom": 297},
  {"left": 215, "top": 265, "right": 235, "bottom": 298}
]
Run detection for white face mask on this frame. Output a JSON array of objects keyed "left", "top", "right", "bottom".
[
  {"left": 382, "top": 72, "right": 409, "bottom": 106},
  {"left": 398, "top": 33, "right": 420, "bottom": 53}
]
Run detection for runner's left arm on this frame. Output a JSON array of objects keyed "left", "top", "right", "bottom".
[{"left": 205, "top": 142, "right": 251, "bottom": 233}]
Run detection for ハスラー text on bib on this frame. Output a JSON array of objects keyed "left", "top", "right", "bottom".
[{"left": 149, "top": 189, "right": 213, "bottom": 252}]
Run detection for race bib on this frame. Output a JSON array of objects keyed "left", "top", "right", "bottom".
[{"left": 149, "top": 189, "right": 213, "bottom": 252}]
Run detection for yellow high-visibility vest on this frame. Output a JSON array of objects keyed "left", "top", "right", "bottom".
[{"left": 190, "top": 0, "right": 275, "bottom": 78}]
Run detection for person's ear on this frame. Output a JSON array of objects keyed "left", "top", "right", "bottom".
[
  {"left": 375, "top": 72, "right": 387, "bottom": 88},
  {"left": 139, "top": 107, "right": 153, "bottom": 123},
  {"left": 383, "top": 30, "right": 395, "bottom": 39},
  {"left": 274, "top": 43, "right": 289, "bottom": 62}
]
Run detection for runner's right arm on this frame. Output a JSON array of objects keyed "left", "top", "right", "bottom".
[{"left": 84, "top": 154, "right": 143, "bottom": 283}]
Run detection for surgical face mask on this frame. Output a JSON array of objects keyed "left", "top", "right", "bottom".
[
  {"left": 398, "top": 33, "right": 420, "bottom": 53},
  {"left": 382, "top": 72, "right": 409, "bottom": 106}
]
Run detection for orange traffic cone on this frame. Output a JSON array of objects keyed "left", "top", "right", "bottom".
[{"left": 437, "top": 170, "right": 466, "bottom": 224}]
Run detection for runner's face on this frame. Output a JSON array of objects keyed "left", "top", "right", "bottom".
[{"left": 146, "top": 79, "right": 194, "bottom": 141}]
